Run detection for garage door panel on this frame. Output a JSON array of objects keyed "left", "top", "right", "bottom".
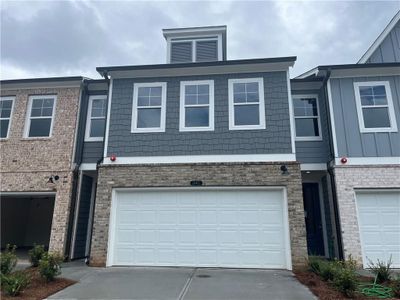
[
  {"left": 110, "top": 189, "right": 289, "bottom": 268},
  {"left": 356, "top": 191, "right": 400, "bottom": 268}
]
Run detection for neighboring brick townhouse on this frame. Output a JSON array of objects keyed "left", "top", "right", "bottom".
[{"left": 1, "top": 11, "right": 399, "bottom": 270}]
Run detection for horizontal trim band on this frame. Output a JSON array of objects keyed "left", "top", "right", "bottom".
[
  {"left": 300, "top": 163, "right": 327, "bottom": 171},
  {"left": 103, "top": 154, "right": 296, "bottom": 165},
  {"left": 335, "top": 157, "right": 400, "bottom": 166},
  {"left": 79, "top": 163, "right": 97, "bottom": 171}
]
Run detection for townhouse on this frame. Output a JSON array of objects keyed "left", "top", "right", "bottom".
[{"left": 1, "top": 12, "right": 399, "bottom": 270}]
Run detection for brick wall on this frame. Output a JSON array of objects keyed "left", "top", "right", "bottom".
[
  {"left": 0, "top": 86, "right": 80, "bottom": 253},
  {"left": 334, "top": 165, "right": 400, "bottom": 264},
  {"left": 90, "top": 162, "right": 308, "bottom": 269}
]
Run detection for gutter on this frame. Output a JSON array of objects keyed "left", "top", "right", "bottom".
[{"left": 323, "top": 69, "right": 344, "bottom": 260}]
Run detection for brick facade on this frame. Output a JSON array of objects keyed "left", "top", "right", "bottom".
[
  {"left": 334, "top": 165, "right": 400, "bottom": 264},
  {"left": 90, "top": 162, "right": 308, "bottom": 269},
  {"left": 0, "top": 86, "right": 80, "bottom": 253}
]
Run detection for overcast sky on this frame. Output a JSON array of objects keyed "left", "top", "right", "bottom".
[{"left": 1, "top": 1, "right": 399, "bottom": 80}]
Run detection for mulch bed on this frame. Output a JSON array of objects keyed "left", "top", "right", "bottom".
[
  {"left": 1, "top": 268, "right": 76, "bottom": 300},
  {"left": 294, "top": 270, "right": 397, "bottom": 300}
]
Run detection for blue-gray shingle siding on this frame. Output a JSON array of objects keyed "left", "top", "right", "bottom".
[
  {"left": 107, "top": 71, "right": 292, "bottom": 157},
  {"left": 330, "top": 75, "right": 400, "bottom": 157}
]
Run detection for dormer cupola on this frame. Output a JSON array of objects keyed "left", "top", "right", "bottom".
[{"left": 162, "top": 25, "right": 227, "bottom": 63}]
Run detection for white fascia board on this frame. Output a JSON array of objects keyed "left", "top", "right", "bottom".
[
  {"left": 103, "top": 154, "right": 296, "bottom": 165},
  {"left": 295, "top": 67, "right": 318, "bottom": 79},
  {"left": 79, "top": 163, "right": 98, "bottom": 171},
  {"left": 358, "top": 11, "right": 400, "bottom": 63},
  {"left": 334, "top": 157, "right": 400, "bottom": 166}
]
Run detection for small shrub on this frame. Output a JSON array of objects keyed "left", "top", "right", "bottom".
[
  {"left": 367, "top": 256, "right": 393, "bottom": 283},
  {"left": 319, "top": 261, "right": 339, "bottom": 282},
  {"left": 391, "top": 275, "right": 400, "bottom": 298},
  {"left": 333, "top": 267, "right": 359, "bottom": 297},
  {"left": 308, "top": 256, "right": 324, "bottom": 275},
  {"left": 0, "top": 245, "right": 17, "bottom": 275},
  {"left": 0, "top": 271, "right": 30, "bottom": 296},
  {"left": 28, "top": 244, "right": 46, "bottom": 267},
  {"left": 39, "top": 252, "right": 63, "bottom": 282}
]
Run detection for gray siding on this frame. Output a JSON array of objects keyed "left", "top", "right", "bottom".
[
  {"left": 82, "top": 142, "right": 103, "bottom": 163},
  {"left": 291, "top": 81, "right": 331, "bottom": 164},
  {"left": 74, "top": 82, "right": 107, "bottom": 164},
  {"left": 367, "top": 20, "right": 400, "bottom": 63},
  {"left": 73, "top": 174, "right": 93, "bottom": 259},
  {"left": 330, "top": 75, "right": 400, "bottom": 157},
  {"left": 171, "top": 42, "right": 192, "bottom": 63},
  {"left": 108, "top": 72, "right": 292, "bottom": 157},
  {"left": 196, "top": 40, "right": 218, "bottom": 62}
]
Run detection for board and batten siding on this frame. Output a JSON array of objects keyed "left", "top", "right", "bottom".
[
  {"left": 367, "top": 20, "right": 400, "bottom": 63},
  {"left": 107, "top": 72, "right": 292, "bottom": 157},
  {"left": 330, "top": 75, "right": 400, "bottom": 157}
]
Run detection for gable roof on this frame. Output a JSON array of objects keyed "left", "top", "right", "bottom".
[{"left": 358, "top": 11, "right": 400, "bottom": 63}]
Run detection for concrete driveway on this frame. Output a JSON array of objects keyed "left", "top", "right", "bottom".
[{"left": 49, "top": 262, "right": 316, "bottom": 300}]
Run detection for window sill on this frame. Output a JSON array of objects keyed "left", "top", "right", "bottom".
[
  {"left": 85, "top": 138, "right": 104, "bottom": 142},
  {"left": 131, "top": 129, "right": 165, "bottom": 133},
  {"left": 20, "top": 137, "right": 52, "bottom": 141},
  {"left": 295, "top": 137, "right": 323, "bottom": 142},
  {"left": 229, "top": 125, "right": 266, "bottom": 131},
  {"left": 179, "top": 127, "right": 214, "bottom": 132},
  {"left": 360, "top": 128, "right": 398, "bottom": 133}
]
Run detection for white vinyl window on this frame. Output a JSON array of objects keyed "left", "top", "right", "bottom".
[
  {"left": 25, "top": 95, "right": 56, "bottom": 138},
  {"left": 85, "top": 95, "right": 107, "bottom": 141},
  {"left": 228, "top": 78, "right": 265, "bottom": 130},
  {"left": 354, "top": 81, "right": 397, "bottom": 133},
  {"left": 132, "top": 82, "right": 167, "bottom": 133},
  {"left": 0, "top": 97, "right": 14, "bottom": 139},
  {"left": 293, "top": 95, "right": 322, "bottom": 141},
  {"left": 180, "top": 80, "right": 214, "bottom": 131}
]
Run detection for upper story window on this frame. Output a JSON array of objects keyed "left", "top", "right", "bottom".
[
  {"left": 0, "top": 97, "right": 14, "bottom": 139},
  {"left": 228, "top": 78, "right": 265, "bottom": 130},
  {"left": 85, "top": 95, "right": 107, "bottom": 141},
  {"left": 293, "top": 95, "right": 322, "bottom": 141},
  {"left": 24, "top": 95, "right": 56, "bottom": 138},
  {"left": 131, "top": 82, "right": 167, "bottom": 133},
  {"left": 354, "top": 81, "right": 397, "bottom": 132},
  {"left": 179, "top": 80, "right": 214, "bottom": 131},
  {"left": 169, "top": 37, "right": 221, "bottom": 63}
]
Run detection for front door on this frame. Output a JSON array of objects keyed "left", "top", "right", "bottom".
[{"left": 302, "top": 183, "right": 325, "bottom": 256}]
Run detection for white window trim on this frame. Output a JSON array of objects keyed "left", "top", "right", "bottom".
[
  {"left": 354, "top": 81, "right": 398, "bottom": 133},
  {"left": 228, "top": 78, "right": 266, "bottom": 130},
  {"left": 131, "top": 82, "right": 167, "bottom": 133},
  {"left": 167, "top": 34, "right": 223, "bottom": 63},
  {"left": 179, "top": 80, "right": 214, "bottom": 132},
  {"left": 24, "top": 95, "right": 57, "bottom": 138},
  {"left": 293, "top": 94, "right": 323, "bottom": 141},
  {"left": 85, "top": 95, "right": 107, "bottom": 142},
  {"left": 0, "top": 96, "right": 15, "bottom": 140}
]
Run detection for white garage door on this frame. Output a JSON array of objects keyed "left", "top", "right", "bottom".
[
  {"left": 107, "top": 188, "right": 291, "bottom": 269},
  {"left": 356, "top": 190, "right": 400, "bottom": 268}
]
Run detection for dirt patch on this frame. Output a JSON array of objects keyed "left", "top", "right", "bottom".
[{"left": 1, "top": 268, "right": 76, "bottom": 300}]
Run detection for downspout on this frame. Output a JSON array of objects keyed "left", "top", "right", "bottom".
[
  {"left": 85, "top": 73, "right": 110, "bottom": 264},
  {"left": 64, "top": 79, "right": 87, "bottom": 260},
  {"left": 323, "top": 69, "right": 344, "bottom": 260}
]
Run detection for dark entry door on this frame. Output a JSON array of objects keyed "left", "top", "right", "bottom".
[{"left": 302, "top": 183, "right": 325, "bottom": 256}]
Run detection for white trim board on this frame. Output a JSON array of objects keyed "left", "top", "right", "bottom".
[
  {"left": 286, "top": 71, "right": 296, "bottom": 153},
  {"left": 103, "top": 78, "right": 113, "bottom": 158},
  {"left": 300, "top": 163, "right": 327, "bottom": 171},
  {"left": 106, "top": 186, "right": 292, "bottom": 270},
  {"left": 335, "top": 157, "right": 400, "bottom": 165},
  {"left": 358, "top": 11, "right": 400, "bottom": 63},
  {"left": 79, "top": 163, "right": 97, "bottom": 171},
  {"left": 103, "top": 154, "right": 296, "bottom": 165},
  {"left": 326, "top": 79, "right": 339, "bottom": 157}
]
